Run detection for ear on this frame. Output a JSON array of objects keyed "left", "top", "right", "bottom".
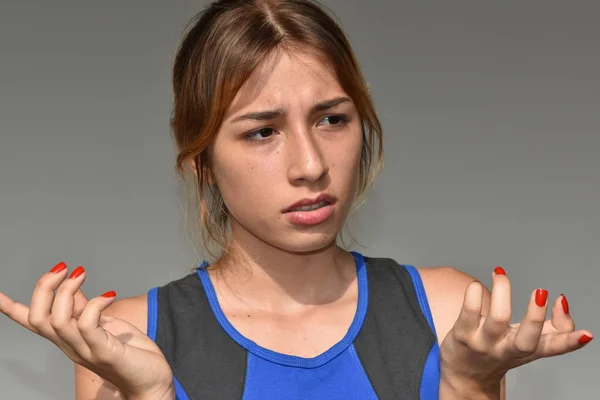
[
  {"left": 189, "top": 158, "right": 215, "bottom": 185},
  {"left": 201, "top": 165, "right": 215, "bottom": 185}
]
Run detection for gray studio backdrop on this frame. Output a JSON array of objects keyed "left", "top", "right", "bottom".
[{"left": 1, "top": 1, "right": 598, "bottom": 399}]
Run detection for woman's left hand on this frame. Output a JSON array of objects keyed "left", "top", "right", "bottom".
[{"left": 439, "top": 267, "right": 593, "bottom": 398}]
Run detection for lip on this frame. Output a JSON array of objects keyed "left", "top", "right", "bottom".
[
  {"left": 284, "top": 203, "right": 335, "bottom": 226},
  {"left": 282, "top": 193, "right": 337, "bottom": 213}
]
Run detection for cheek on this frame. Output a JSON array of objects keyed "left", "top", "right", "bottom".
[
  {"left": 329, "top": 130, "right": 363, "bottom": 177},
  {"left": 213, "top": 155, "right": 280, "bottom": 211},
  {"left": 332, "top": 134, "right": 363, "bottom": 202}
]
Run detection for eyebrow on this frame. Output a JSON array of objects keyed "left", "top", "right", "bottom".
[{"left": 229, "top": 96, "right": 352, "bottom": 123}]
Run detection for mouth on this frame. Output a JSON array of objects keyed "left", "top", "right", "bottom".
[{"left": 283, "top": 194, "right": 336, "bottom": 213}]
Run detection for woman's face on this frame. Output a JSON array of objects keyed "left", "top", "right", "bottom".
[{"left": 210, "top": 50, "right": 363, "bottom": 253}]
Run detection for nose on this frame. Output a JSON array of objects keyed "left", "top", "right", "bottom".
[{"left": 286, "top": 130, "right": 329, "bottom": 184}]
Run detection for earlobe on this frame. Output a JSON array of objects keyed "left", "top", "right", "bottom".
[
  {"left": 201, "top": 166, "right": 215, "bottom": 185},
  {"left": 189, "top": 159, "right": 198, "bottom": 176},
  {"left": 190, "top": 154, "right": 215, "bottom": 184},
  {"left": 196, "top": 162, "right": 215, "bottom": 185},
  {"left": 188, "top": 159, "right": 202, "bottom": 181}
]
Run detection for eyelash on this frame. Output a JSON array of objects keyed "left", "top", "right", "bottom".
[{"left": 243, "top": 114, "right": 350, "bottom": 143}]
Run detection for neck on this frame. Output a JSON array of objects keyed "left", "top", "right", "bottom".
[{"left": 210, "top": 228, "right": 357, "bottom": 313}]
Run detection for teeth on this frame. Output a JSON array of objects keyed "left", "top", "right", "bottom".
[{"left": 291, "top": 201, "right": 328, "bottom": 212}]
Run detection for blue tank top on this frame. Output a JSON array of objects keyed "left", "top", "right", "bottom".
[{"left": 147, "top": 252, "right": 440, "bottom": 399}]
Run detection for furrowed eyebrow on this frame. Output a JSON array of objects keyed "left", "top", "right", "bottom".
[
  {"left": 311, "top": 96, "right": 351, "bottom": 113},
  {"left": 230, "top": 96, "right": 351, "bottom": 123}
]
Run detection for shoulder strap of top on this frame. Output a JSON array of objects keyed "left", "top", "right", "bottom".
[
  {"left": 403, "top": 264, "right": 441, "bottom": 399},
  {"left": 402, "top": 264, "right": 438, "bottom": 337},
  {"left": 147, "top": 272, "right": 247, "bottom": 400},
  {"left": 353, "top": 256, "right": 439, "bottom": 399}
]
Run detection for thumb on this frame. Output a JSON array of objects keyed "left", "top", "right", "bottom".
[{"left": 452, "top": 281, "right": 484, "bottom": 341}]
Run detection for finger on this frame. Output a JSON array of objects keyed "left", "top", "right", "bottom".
[
  {"left": 512, "top": 288, "right": 548, "bottom": 356},
  {"left": 0, "top": 291, "right": 38, "bottom": 333},
  {"left": 72, "top": 289, "right": 89, "bottom": 319},
  {"left": 514, "top": 330, "right": 594, "bottom": 367},
  {"left": 481, "top": 267, "right": 511, "bottom": 342},
  {"left": 50, "top": 266, "right": 91, "bottom": 356},
  {"left": 27, "top": 262, "right": 70, "bottom": 337},
  {"left": 78, "top": 291, "right": 123, "bottom": 362},
  {"left": 539, "top": 330, "right": 594, "bottom": 357},
  {"left": 453, "top": 280, "right": 484, "bottom": 342},
  {"left": 549, "top": 294, "right": 575, "bottom": 333}
]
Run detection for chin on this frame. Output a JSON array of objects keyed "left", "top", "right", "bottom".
[
  {"left": 272, "top": 212, "right": 348, "bottom": 254},
  {"left": 270, "top": 230, "right": 340, "bottom": 254},
  {"left": 232, "top": 211, "right": 345, "bottom": 254}
]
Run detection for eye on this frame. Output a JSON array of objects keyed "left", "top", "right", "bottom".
[
  {"left": 244, "top": 127, "right": 276, "bottom": 142},
  {"left": 318, "top": 114, "right": 349, "bottom": 128}
]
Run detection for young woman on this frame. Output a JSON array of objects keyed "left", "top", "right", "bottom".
[{"left": 0, "top": 1, "right": 593, "bottom": 399}]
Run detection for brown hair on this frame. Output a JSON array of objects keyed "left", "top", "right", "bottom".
[{"left": 170, "top": 0, "right": 383, "bottom": 259}]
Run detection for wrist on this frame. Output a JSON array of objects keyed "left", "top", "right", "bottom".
[
  {"left": 126, "top": 393, "right": 174, "bottom": 400},
  {"left": 439, "top": 373, "right": 501, "bottom": 400},
  {"left": 125, "top": 384, "right": 175, "bottom": 400}
]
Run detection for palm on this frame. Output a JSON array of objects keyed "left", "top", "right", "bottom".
[{"left": 89, "top": 315, "right": 172, "bottom": 391}]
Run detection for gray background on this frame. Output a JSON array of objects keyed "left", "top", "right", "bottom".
[{"left": 1, "top": 0, "right": 598, "bottom": 398}]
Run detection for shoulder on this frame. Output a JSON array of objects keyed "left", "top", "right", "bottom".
[
  {"left": 103, "top": 293, "right": 149, "bottom": 334},
  {"left": 103, "top": 272, "right": 201, "bottom": 331},
  {"left": 362, "top": 256, "right": 490, "bottom": 344},
  {"left": 417, "top": 266, "right": 491, "bottom": 345}
]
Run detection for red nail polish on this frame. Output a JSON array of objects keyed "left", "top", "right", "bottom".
[
  {"left": 494, "top": 266, "right": 506, "bottom": 275},
  {"left": 101, "top": 291, "right": 116, "bottom": 298},
  {"left": 69, "top": 266, "right": 85, "bottom": 279},
  {"left": 50, "top": 262, "right": 67, "bottom": 273},
  {"left": 535, "top": 288, "right": 548, "bottom": 307},
  {"left": 578, "top": 334, "right": 593, "bottom": 345},
  {"left": 561, "top": 294, "right": 569, "bottom": 314}
]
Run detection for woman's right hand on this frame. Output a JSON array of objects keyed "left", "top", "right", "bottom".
[{"left": 0, "top": 262, "right": 174, "bottom": 400}]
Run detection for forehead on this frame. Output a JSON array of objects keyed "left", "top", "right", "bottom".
[{"left": 225, "top": 50, "right": 345, "bottom": 117}]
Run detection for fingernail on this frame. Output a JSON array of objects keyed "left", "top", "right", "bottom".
[
  {"left": 535, "top": 288, "right": 548, "bottom": 307},
  {"left": 69, "top": 266, "right": 85, "bottom": 279},
  {"left": 50, "top": 262, "right": 67, "bottom": 274},
  {"left": 494, "top": 266, "right": 506, "bottom": 275},
  {"left": 578, "top": 334, "right": 593, "bottom": 345},
  {"left": 101, "top": 291, "right": 116, "bottom": 298},
  {"left": 561, "top": 294, "right": 569, "bottom": 314}
]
